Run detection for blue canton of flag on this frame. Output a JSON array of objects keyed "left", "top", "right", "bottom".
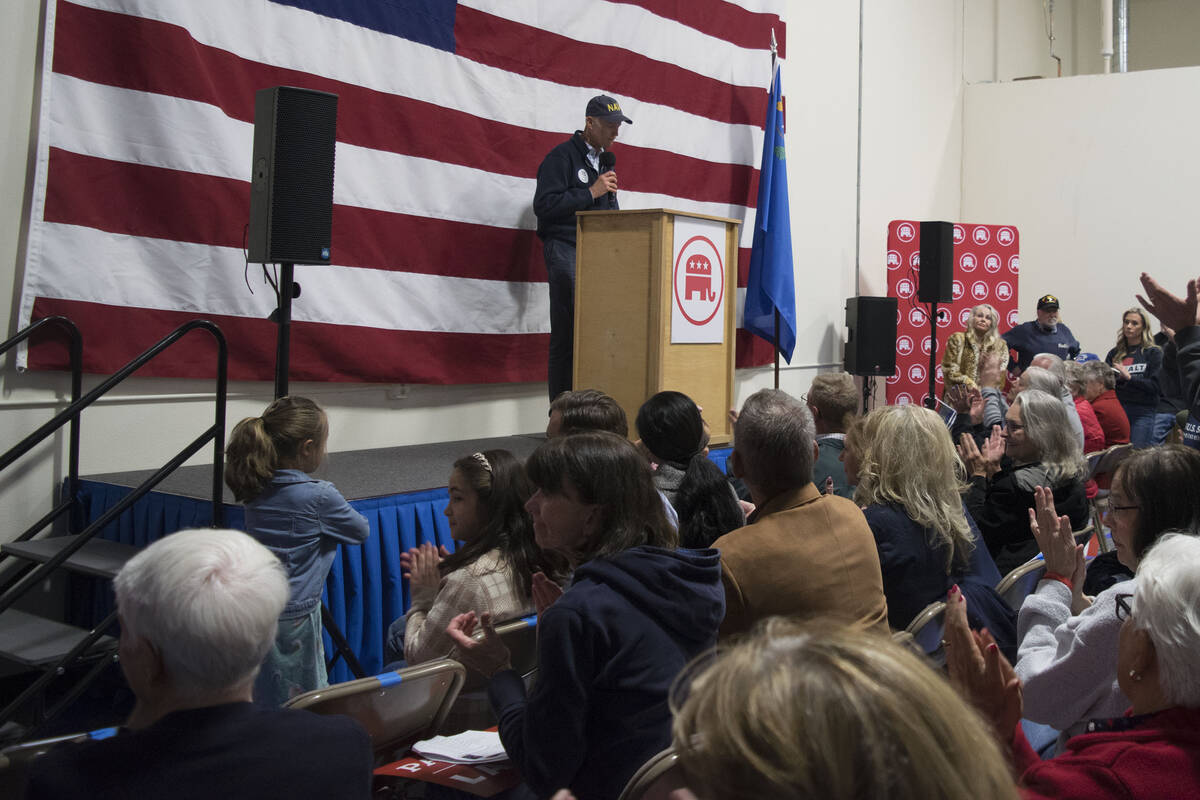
[{"left": 744, "top": 63, "right": 796, "bottom": 362}]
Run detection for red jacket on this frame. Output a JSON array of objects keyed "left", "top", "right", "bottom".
[
  {"left": 1074, "top": 396, "right": 1107, "bottom": 455},
  {"left": 1014, "top": 707, "right": 1200, "bottom": 799},
  {"left": 1091, "top": 389, "right": 1131, "bottom": 447}
]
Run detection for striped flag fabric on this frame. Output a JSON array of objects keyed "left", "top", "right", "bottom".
[{"left": 19, "top": 0, "right": 785, "bottom": 384}]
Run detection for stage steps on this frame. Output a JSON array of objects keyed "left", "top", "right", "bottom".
[{"left": 0, "top": 536, "right": 133, "bottom": 666}]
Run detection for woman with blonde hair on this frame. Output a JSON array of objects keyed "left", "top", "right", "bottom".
[
  {"left": 1105, "top": 307, "right": 1162, "bottom": 446},
  {"left": 854, "top": 405, "right": 1013, "bottom": 648},
  {"left": 670, "top": 618, "right": 1019, "bottom": 800},
  {"left": 943, "top": 303, "right": 1009, "bottom": 391}
]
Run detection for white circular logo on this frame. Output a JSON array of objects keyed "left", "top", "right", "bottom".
[
  {"left": 909, "top": 364, "right": 926, "bottom": 382},
  {"left": 886, "top": 371, "right": 901, "bottom": 385},
  {"left": 897, "top": 223, "right": 916, "bottom": 242},
  {"left": 952, "top": 225, "right": 966, "bottom": 245},
  {"left": 896, "top": 335, "right": 914, "bottom": 355},
  {"left": 908, "top": 307, "right": 926, "bottom": 326},
  {"left": 971, "top": 281, "right": 989, "bottom": 300},
  {"left": 996, "top": 281, "right": 1014, "bottom": 301},
  {"left": 972, "top": 226, "right": 991, "bottom": 245},
  {"left": 959, "top": 307, "right": 972, "bottom": 326},
  {"left": 936, "top": 309, "right": 952, "bottom": 328},
  {"left": 577, "top": 168, "right": 588, "bottom": 183},
  {"left": 909, "top": 251, "right": 921, "bottom": 268},
  {"left": 984, "top": 253, "right": 1002, "bottom": 273},
  {"left": 952, "top": 280, "right": 965, "bottom": 300},
  {"left": 936, "top": 365, "right": 945, "bottom": 382},
  {"left": 887, "top": 249, "right": 902, "bottom": 270},
  {"left": 896, "top": 278, "right": 916, "bottom": 299},
  {"left": 921, "top": 336, "right": 933, "bottom": 355},
  {"left": 997, "top": 227, "right": 1016, "bottom": 246},
  {"left": 959, "top": 252, "right": 977, "bottom": 273},
  {"left": 672, "top": 236, "right": 725, "bottom": 326},
  {"left": 1008, "top": 255, "right": 1020, "bottom": 274},
  {"left": 896, "top": 392, "right": 914, "bottom": 405},
  {"left": 1007, "top": 309, "right": 1020, "bottom": 326}
]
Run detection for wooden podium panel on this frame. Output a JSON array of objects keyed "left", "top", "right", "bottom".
[{"left": 574, "top": 209, "right": 738, "bottom": 445}]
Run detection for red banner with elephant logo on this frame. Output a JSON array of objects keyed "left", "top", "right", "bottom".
[{"left": 885, "top": 221, "right": 1020, "bottom": 406}]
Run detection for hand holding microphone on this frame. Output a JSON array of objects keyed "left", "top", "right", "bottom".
[{"left": 590, "top": 151, "right": 618, "bottom": 200}]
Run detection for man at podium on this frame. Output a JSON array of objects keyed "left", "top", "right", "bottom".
[{"left": 533, "top": 94, "right": 632, "bottom": 402}]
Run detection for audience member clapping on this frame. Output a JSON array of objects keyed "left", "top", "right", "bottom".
[
  {"left": 852, "top": 404, "right": 1015, "bottom": 651},
  {"left": 446, "top": 432, "right": 723, "bottom": 800},
  {"left": 385, "top": 450, "right": 555, "bottom": 671},
  {"left": 670, "top": 618, "right": 1019, "bottom": 800},
  {"left": 714, "top": 389, "right": 888, "bottom": 637},
  {"left": 25, "top": 529, "right": 372, "bottom": 800},
  {"left": 948, "top": 533, "right": 1200, "bottom": 799},
  {"left": 959, "top": 389, "right": 1090, "bottom": 574},
  {"left": 1137, "top": 271, "right": 1200, "bottom": 451}
]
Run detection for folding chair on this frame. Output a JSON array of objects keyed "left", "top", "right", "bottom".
[
  {"left": 285, "top": 658, "right": 465, "bottom": 764},
  {"left": 461, "top": 613, "right": 538, "bottom": 693},
  {"left": 995, "top": 556, "right": 1047, "bottom": 611},
  {"left": 618, "top": 747, "right": 697, "bottom": 800},
  {"left": 0, "top": 726, "right": 118, "bottom": 797},
  {"left": 904, "top": 601, "right": 947, "bottom": 667},
  {"left": 1087, "top": 443, "right": 1135, "bottom": 554}
]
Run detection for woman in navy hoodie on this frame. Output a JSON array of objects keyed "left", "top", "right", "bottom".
[
  {"left": 448, "top": 431, "right": 724, "bottom": 800},
  {"left": 1106, "top": 307, "right": 1163, "bottom": 446}
]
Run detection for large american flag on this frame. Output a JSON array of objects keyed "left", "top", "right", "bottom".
[{"left": 19, "top": 0, "right": 784, "bottom": 384}]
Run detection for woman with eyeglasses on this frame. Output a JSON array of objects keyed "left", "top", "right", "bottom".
[
  {"left": 1013, "top": 445, "right": 1200, "bottom": 750},
  {"left": 947, "top": 533, "right": 1200, "bottom": 798},
  {"left": 958, "top": 389, "right": 1090, "bottom": 575}
]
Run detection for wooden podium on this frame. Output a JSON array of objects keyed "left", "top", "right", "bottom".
[{"left": 574, "top": 209, "right": 739, "bottom": 445}]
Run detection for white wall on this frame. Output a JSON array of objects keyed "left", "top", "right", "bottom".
[{"left": 961, "top": 66, "right": 1200, "bottom": 354}]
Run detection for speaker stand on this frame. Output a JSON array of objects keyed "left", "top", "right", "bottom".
[
  {"left": 924, "top": 301, "right": 939, "bottom": 410},
  {"left": 274, "top": 262, "right": 295, "bottom": 399}
]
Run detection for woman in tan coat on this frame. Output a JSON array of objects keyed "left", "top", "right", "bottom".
[{"left": 943, "top": 303, "right": 1009, "bottom": 391}]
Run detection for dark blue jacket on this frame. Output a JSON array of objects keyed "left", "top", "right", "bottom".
[
  {"left": 533, "top": 132, "right": 618, "bottom": 244},
  {"left": 488, "top": 545, "right": 723, "bottom": 800},
  {"left": 1105, "top": 344, "right": 1163, "bottom": 411},
  {"left": 863, "top": 503, "right": 1016, "bottom": 658},
  {"left": 1002, "top": 321, "right": 1080, "bottom": 371},
  {"left": 1176, "top": 326, "right": 1200, "bottom": 450}
]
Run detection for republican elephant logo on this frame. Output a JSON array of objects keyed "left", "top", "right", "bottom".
[{"left": 684, "top": 256, "right": 716, "bottom": 302}]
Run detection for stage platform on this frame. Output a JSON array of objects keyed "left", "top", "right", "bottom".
[{"left": 73, "top": 433, "right": 732, "bottom": 683}]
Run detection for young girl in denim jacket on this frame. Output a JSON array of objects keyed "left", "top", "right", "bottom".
[{"left": 225, "top": 396, "right": 369, "bottom": 706}]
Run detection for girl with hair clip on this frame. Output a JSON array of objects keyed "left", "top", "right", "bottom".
[
  {"left": 1106, "top": 307, "right": 1163, "bottom": 446},
  {"left": 384, "top": 449, "right": 554, "bottom": 668},
  {"left": 635, "top": 391, "right": 744, "bottom": 547},
  {"left": 225, "top": 396, "right": 369, "bottom": 707}
]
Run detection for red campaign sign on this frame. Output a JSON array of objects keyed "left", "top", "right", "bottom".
[
  {"left": 885, "top": 221, "right": 1019, "bottom": 406},
  {"left": 374, "top": 757, "right": 520, "bottom": 797}
]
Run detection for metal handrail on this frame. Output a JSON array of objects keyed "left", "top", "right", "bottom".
[
  {"left": 0, "top": 317, "right": 82, "bottom": 540},
  {"left": 0, "top": 319, "right": 227, "bottom": 729},
  {"left": 0, "top": 320, "right": 227, "bottom": 616}
]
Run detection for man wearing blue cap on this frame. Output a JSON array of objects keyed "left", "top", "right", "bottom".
[
  {"left": 533, "top": 94, "right": 632, "bottom": 402},
  {"left": 1002, "top": 293, "right": 1081, "bottom": 373}
]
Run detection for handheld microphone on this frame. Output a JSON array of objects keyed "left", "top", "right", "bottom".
[{"left": 599, "top": 151, "right": 616, "bottom": 204}]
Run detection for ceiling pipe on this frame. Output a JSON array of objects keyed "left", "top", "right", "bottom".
[{"left": 1101, "top": 0, "right": 1114, "bottom": 74}]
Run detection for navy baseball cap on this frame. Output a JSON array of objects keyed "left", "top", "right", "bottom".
[{"left": 586, "top": 95, "right": 632, "bottom": 124}]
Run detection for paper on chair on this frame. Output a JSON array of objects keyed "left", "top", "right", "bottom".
[{"left": 411, "top": 730, "right": 509, "bottom": 764}]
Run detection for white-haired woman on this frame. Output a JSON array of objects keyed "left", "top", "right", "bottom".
[
  {"left": 853, "top": 405, "right": 1015, "bottom": 653},
  {"left": 943, "top": 304, "right": 1009, "bottom": 392},
  {"left": 947, "top": 533, "right": 1200, "bottom": 798},
  {"left": 959, "top": 389, "right": 1089, "bottom": 575}
]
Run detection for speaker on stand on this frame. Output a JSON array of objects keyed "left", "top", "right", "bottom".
[
  {"left": 845, "top": 296, "right": 898, "bottom": 414},
  {"left": 247, "top": 86, "right": 339, "bottom": 398},
  {"left": 918, "top": 221, "right": 954, "bottom": 409}
]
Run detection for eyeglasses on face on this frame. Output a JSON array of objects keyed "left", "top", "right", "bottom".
[{"left": 1114, "top": 592, "right": 1134, "bottom": 621}]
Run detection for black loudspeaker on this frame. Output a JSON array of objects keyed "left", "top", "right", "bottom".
[
  {"left": 248, "top": 86, "right": 338, "bottom": 265},
  {"left": 845, "top": 296, "right": 898, "bottom": 376},
  {"left": 918, "top": 220, "right": 954, "bottom": 303}
]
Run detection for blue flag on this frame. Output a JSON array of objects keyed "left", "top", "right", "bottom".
[{"left": 744, "top": 64, "right": 797, "bottom": 362}]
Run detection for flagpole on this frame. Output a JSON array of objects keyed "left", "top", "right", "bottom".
[{"left": 770, "top": 30, "right": 781, "bottom": 390}]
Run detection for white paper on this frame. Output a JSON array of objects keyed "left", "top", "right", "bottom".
[{"left": 411, "top": 730, "right": 510, "bottom": 764}]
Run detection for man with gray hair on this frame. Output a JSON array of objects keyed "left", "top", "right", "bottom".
[
  {"left": 712, "top": 389, "right": 888, "bottom": 638},
  {"left": 26, "top": 529, "right": 372, "bottom": 799}
]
